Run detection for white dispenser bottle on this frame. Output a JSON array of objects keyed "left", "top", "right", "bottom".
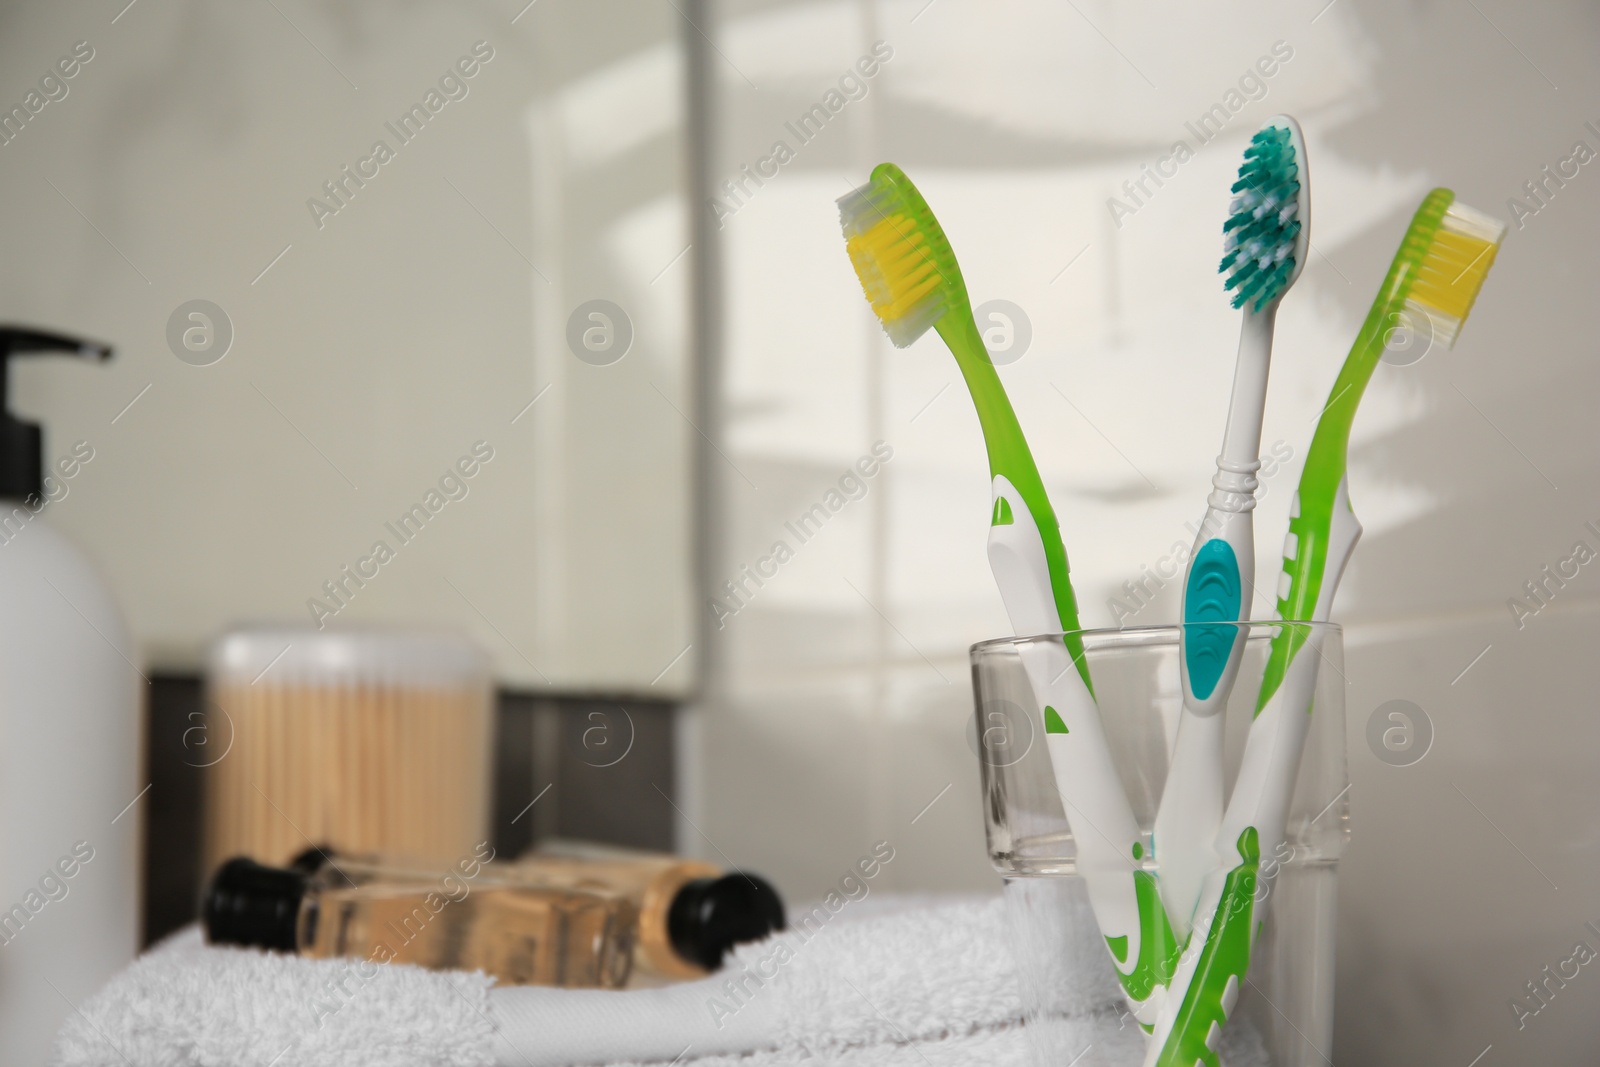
[{"left": 0, "top": 327, "right": 139, "bottom": 1063}]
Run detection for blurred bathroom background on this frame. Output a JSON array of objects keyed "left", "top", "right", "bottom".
[{"left": 0, "top": 0, "right": 1595, "bottom": 1063}]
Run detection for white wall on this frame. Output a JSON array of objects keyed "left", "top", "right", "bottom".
[
  {"left": 0, "top": 0, "right": 695, "bottom": 693},
  {"left": 691, "top": 1, "right": 1600, "bottom": 1064}
]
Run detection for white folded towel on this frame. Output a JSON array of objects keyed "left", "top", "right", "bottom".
[
  {"left": 49, "top": 889, "right": 1267, "bottom": 1067},
  {"left": 47, "top": 925, "right": 497, "bottom": 1067}
]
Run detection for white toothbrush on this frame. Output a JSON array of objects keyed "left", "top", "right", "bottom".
[{"left": 1154, "top": 117, "right": 1311, "bottom": 939}]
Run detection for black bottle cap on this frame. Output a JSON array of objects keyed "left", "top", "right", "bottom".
[
  {"left": 0, "top": 326, "right": 112, "bottom": 501},
  {"left": 289, "top": 845, "right": 336, "bottom": 874},
  {"left": 667, "top": 872, "right": 785, "bottom": 970},
  {"left": 203, "top": 857, "right": 308, "bottom": 952}
]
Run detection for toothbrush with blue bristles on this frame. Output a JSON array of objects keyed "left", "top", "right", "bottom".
[
  {"left": 837, "top": 163, "right": 1180, "bottom": 1024},
  {"left": 1145, "top": 188, "right": 1506, "bottom": 1067},
  {"left": 1155, "top": 116, "right": 1310, "bottom": 939}
]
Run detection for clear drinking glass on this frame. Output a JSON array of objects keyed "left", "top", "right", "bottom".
[{"left": 971, "top": 623, "right": 1348, "bottom": 1067}]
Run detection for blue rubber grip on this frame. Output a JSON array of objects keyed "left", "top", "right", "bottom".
[{"left": 1183, "top": 539, "right": 1242, "bottom": 701}]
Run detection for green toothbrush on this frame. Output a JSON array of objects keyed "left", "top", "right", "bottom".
[{"left": 838, "top": 163, "right": 1179, "bottom": 1022}]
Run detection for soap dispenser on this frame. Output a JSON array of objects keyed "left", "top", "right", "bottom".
[{"left": 0, "top": 327, "right": 140, "bottom": 1064}]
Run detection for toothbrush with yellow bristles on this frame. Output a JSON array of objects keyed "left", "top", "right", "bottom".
[
  {"left": 838, "top": 162, "right": 1179, "bottom": 1024},
  {"left": 1144, "top": 188, "right": 1507, "bottom": 1067}
]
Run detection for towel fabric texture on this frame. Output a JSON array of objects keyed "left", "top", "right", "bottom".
[
  {"left": 50, "top": 889, "right": 1268, "bottom": 1067},
  {"left": 48, "top": 926, "right": 497, "bottom": 1067}
]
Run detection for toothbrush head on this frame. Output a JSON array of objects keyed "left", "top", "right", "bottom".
[
  {"left": 1220, "top": 116, "right": 1310, "bottom": 312},
  {"left": 838, "top": 163, "right": 969, "bottom": 347},
  {"left": 1398, "top": 191, "right": 1506, "bottom": 349}
]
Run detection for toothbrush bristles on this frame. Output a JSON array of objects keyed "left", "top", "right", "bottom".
[
  {"left": 1401, "top": 199, "right": 1506, "bottom": 350},
  {"left": 838, "top": 167, "right": 956, "bottom": 348},
  {"left": 1220, "top": 124, "right": 1304, "bottom": 311}
]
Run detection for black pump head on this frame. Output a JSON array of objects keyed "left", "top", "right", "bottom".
[{"left": 0, "top": 326, "right": 112, "bottom": 501}]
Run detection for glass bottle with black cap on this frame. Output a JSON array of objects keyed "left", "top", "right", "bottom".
[
  {"left": 206, "top": 843, "right": 786, "bottom": 987},
  {"left": 204, "top": 851, "right": 639, "bottom": 988},
  {"left": 506, "top": 839, "right": 787, "bottom": 983}
]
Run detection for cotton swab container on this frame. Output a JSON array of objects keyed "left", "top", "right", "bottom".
[
  {"left": 971, "top": 623, "right": 1348, "bottom": 1067},
  {"left": 202, "top": 626, "right": 494, "bottom": 878}
]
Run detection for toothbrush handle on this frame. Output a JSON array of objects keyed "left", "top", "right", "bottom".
[
  {"left": 1214, "top": 306, "right": 1275, "bottom": 476},
  {"left": 939, "top": 312, "right": 1086, "bottom": 653},
  {"left": 1150, "top": 491, "right": 1361, "bottom": 1064},
  {"left": 1219, "top": 629, "right": 1324, "bottom": 855},
  {"left": 988, "top": 476, "right": 1178, "bottom": 1022},
  {"left": 1023, "top": 642, "right": 1179, "bottom": 1022},
  {"left": 1180, "top": 504, "right": 1254, "bottom": 710},
  {"left": 952, "top": 309, "right": 1179, "bottom": 1018},
  {"left": 1182, "top": 307, "right": 1275, "bottom": 714},
  {"left": 1160, "top": 307, "right": 1275, "bottom": 933},
  {"left": 1144, "top": 638, "right": 1322, "bottom": 1067},
  {"left": 1157, "top": 497, "right": 1255, "bottom": 933},
  {"left": 1142, "top": 839, "right": 1258, "bottom": 1067},
  {"left": 1151, "top": 700, "right": 1226, "bottom": 940},
  {"left": 1260, "top": 477, "right": 1361, "bottom": 707}
]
